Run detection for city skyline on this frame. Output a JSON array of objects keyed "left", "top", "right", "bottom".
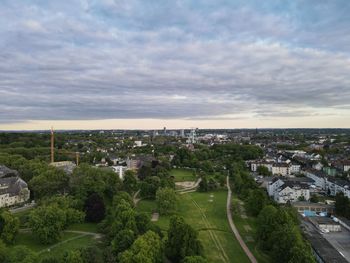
[{"left": 1, "top": 1, "right": 350, "bottom": 130}]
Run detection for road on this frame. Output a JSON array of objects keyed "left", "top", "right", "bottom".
[{"left": 226, "top": 176, "right": 258, "bottom": 263}]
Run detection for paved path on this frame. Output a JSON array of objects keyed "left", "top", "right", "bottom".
[{"left": 226, "top": 176, "right": 258, "bottom": 263}]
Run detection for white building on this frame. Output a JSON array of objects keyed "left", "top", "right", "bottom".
[
  {"left": 326, "top": 177, "right": 350, "bottom": 198},
  {"left": 304, "top": 169, "right": 327, "bottom": 190},
  {"left": 0, "top": 166, "right": 30, "bottom": 208},
  {"left": 272, "top": 163, "right": 290, "bottom": 176},
  {"left": 290, "top": 163, "right": 301, "bottom": 174},
  {"left": 267, "top": 177, "right": 311, "bottom": 203}
]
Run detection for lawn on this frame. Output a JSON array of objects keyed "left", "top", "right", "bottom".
[
  {"left": 231, "top": 195, "right": 271, "bottom": 263},
  {"left": 137, "top": 190, "right": 250, "bottom": 263},
  {"left": 10, "top": 223, "right": 100, "bottom": 259},
  {"left": 170, "top": 168, "right": 196, "bottom": 182}
]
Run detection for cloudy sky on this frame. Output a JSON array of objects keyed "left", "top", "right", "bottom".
[{"left": 1, "top": 0, "right": 350, "bottom": 130}]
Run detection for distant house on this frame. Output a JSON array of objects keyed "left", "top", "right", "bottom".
[
  {"left": 126, "top": 155, "right": 157, "bottom": 170},
  {"left": 0, "top": 166, "right": 30, "bottom": 208}
]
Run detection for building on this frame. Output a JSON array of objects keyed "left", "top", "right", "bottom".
[
  {"left": 292, "top": 202, "right": 335, "bottom": 215},
  {"left": 272, "top": 163, "right": 290, "bottom": 176},
  {"left": 290, "top": 163, "right": 301, "bottom": 174},
  {"left": 304, "top": 169, "right": 327, "bottom": 190},
  {"left": 326, "top": 177, "right": 350, "bottom": 198},
  {"left": 267, "top": 177, "right": 311, "bottom": 203},
  {"left": 310, "top": 217, "right": 341, "bottom": 232},
  {"left": 0, "top": 166, "right": 30, "bottom": 208}
]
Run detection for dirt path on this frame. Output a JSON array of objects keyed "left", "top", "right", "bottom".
[
  {"left": 133, "top": 189, "right": 141, "bottom": 205},
  {"left": 226, "top": 176, "right": 258, "bottom": 263},
  {"left": 176, "top": 178, "right": 202, "bottom": 193}
]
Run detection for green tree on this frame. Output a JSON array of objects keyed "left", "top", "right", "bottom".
[
  {"left": 111, "top": 229, "right": 136, "bottom": 255},
  {"left": 256, "top": 205, "right": 278, "bottom": 250},
  {"left": 123, "top": 170, "right": 138, "bottom": 194},
  {"left": 8, "top": 245, "right": 38, "bottom": 263},
  {"left": 0, "top": 211, "right": 20, "bottom": 244},
  {"left": 257, "top": 166, "right": 271, "bottom": 176},
  {"left": 119, "top": 231, "right": 163, "bottom": 263},
  {"left": 309, "top": 194, "right": 319, "bottom": 203},
  {"left": 156, "top": 188, "right": 178, "bottom": 215},
  {"left": 63, "top": 250, "right": 83, "bottom": 263},
  {"left": 165, "top": 216, "right": 203, "bottom": 263},
  {"left": 246, "top": 189, "right": 268, "bottom": 216},
  {"left": 182, "top": 256, "right": 207, "bottom": 263},
  {"left": 29, "top": 205, "right": 66, "bottom": 244}
]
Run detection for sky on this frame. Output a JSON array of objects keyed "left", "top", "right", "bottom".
[{"left": 1, "top": 0, "right": 350, "bottom": 130}]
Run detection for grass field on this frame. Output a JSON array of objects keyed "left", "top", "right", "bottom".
[
  {"left": 137, "top": 190, "right": 250, "bottom": 263},
  {"left": 170, "top": 168, "right": 196, "bottom": 182},
  {"left": 10, "top": 223, "right": 100, "bottom": 259},
  {"left": 231, "top": 195, "right": 271, "bottom": 263}
]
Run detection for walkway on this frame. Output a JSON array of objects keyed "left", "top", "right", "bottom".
[{"left": 226, "top": 176, "right": 258, "bottom": 263}]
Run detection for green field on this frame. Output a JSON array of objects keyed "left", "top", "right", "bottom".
[
  {"left": 170, "top": 168, "right": 196, "bottom": 182},
  {"left": 231, "top": 196, "right": 271, "bottom": 263},
  {"left": 10, "top": 223, "right": 100, "bottom": 259},
  {"left": 137, "top": 190, "right": 250, "bottom": 263}
]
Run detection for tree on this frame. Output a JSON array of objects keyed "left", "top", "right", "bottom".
[
  {"left": 135, "top": 212, "right": 151, "bottom": 235},
  {"left": 63, "top": 250, "right": 84, "bottom": 263},
  {"left": 0, "top": 211, "right": 20, "bottom": 244},
  {"left": 29, "top": 168, "right": 69, "bottom": 199},
  {"left": 165, "top": 216, "right": 203, "bottom": 262},
  {"left": 8, "top": 245, "right": 38, "bottom": 263},
  {"left": 29, "top": 205, "right": 66, "bottom": 244},
  {"left": 80, "top": 246, "right": 104, "bottom": 263},
  {"left": 140, "top": 176, "right": 161, "bottom": 198},
  {"left": 257, "top": 166, "right": 271, "bottom": 176},
  {"left": 335, "top": 192, "right": 350, "bottom": 218},
  {"left": 309, "top": 194, "right": 319, "bottom": 203},
  {"left": 198, "top": 176, "right": 208, "bottom": 192},
  {"left": 256, "top": 205, "right": 278, "bottom": 250},
  {"left": 123, "top": 170, "right": 138, "bottom": 194},
  {"left": 111, "top": 229, "right": 136, "bottom": 255},
  {"left": 182, "top": 256, "right": 207, "bottom": 263},
  {"left": 84, "top": 193, "right": 106, "bottom": 223},
  {"left": 156, "top": 188, "right": 177, "bottom": 215},
  {"left": 246, "top": 189, "right": 268, "bottom": 216},
  {"left": 119, "top": 231, "right": 163, "bottom": 263}
]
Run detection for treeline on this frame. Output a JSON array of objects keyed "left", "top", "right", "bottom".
[
  {"left": 335, "top": 192, "right": 350, "bottom": 219},
  {"left": 230, "top": 162, "right": 316, "bottom": 263},
  {"left": 172, "top": 144, "right": 263, "bottom": 170}
]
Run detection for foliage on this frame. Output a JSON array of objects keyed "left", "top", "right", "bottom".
[
  {"left": 257, "top": 166, "right": 272, "bottom": 176},
  {"left": 70, "top": 164, "right": 122, "bottom": 204},
  {"left": 29, "top": 204, "right": 66, "bottom": 244},
  {"left": 123, "top": 170, "right": 138, "bottom": 194},
  {"left": 156, "top": 188, "right": 178, "bottom": 215},
  {"left": 182, "top": 256, "right": 207, "bottom": 263},
  {"left": 119, "top": 231, "right": 163, "bottom": 263},
  {"left": 245, "top": 189, "right": 268, "bottom": 216},
  {"left": 84, "top": 193, "right": 106, "bottom": 223},
  {"left": 335, "top": 192, "right": 350, "bottom": 219},
  {"left": 29, "top": 168, "right": 69, "bottom": 199},
  {"left": 0, "top": 211, "right": 20, "bottom": 244},
  {"left": 165, "top": 216, "right": 203, "bottom": 263}
]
